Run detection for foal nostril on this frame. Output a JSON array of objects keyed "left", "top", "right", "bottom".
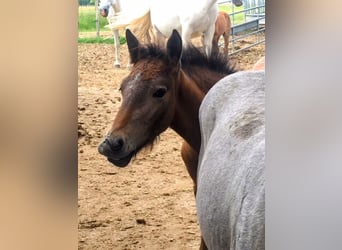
[{"left": 106, "top": 137, "right": 124, "bottom": 152}]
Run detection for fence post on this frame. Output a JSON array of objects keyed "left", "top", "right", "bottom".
[{"left": 95, "top": 0, "right": 100, "bottom": 37}]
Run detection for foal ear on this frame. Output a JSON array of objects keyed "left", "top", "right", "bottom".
[
  {"left": 126, "top": 29, "right": 141, "bottom": 64},
  {"left": 166, "top": 29, "right": 183, "bottom": 66}
]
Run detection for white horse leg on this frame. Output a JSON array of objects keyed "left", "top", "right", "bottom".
[
  {"left": 181, "top": 26, "right": 192, "bottom": 48},
  {"left": 113, "top": 29, "right": 121, "bottom": 68},
  {"left": 152, "top": 25, "right": 167, "bottom": 47},
  {"left": 202, "top": 24, "right": 215, "bottom": 57}
]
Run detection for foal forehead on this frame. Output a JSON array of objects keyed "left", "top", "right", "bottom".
[{"left": 129, "top": 60, "right": 167, "bottom": 81}]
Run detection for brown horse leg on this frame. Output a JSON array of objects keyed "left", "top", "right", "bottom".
[
  {"left": 200, "top": 237, "right": 208, "bottom": 250},
  {"left": 181, "top": 141, "right": 198, "bottom": 194},
  {"left": 223, "top": 32, "right": 229, "bottom": 55},
  {"left": 212, "top": 34, "right": 220, "bottom": 54},
  {"left": 181, "top": 142, "right": 207, "bottom": 250}
]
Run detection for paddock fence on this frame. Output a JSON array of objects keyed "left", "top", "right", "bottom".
[{"left": 218, "top": 0, "right": 265, "bottom": 55}]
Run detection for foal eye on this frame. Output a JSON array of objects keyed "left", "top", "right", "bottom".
[{"left": 153, "top": 87, "right": 167, "bottom": 98}]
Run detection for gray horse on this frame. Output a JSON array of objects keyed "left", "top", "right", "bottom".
[{"left": 196, "top": 70, "right": 265, "bottom": 249}]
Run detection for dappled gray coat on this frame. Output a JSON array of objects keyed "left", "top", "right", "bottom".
[{"left": 196, "top": 71, "right": 265, "bottom": 249}]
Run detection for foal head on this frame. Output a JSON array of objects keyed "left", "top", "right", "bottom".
[{"left": 98, "top": 29, "right": 183, "bottom": 167}]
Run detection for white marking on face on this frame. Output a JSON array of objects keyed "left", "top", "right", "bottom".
[{"left": 125, "top": 73, "right": 142, "bottom": 97}]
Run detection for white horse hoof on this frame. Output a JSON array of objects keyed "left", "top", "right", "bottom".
[{"left": 114, "top": 63, "right": 120, "bottom": 68}]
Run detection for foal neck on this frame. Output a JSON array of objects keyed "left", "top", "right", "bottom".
[
  {"left": 170, "top": 71, "right": 205, "bottom": 153},
  {"left": 169, "top": 50, "right": 234, "bottom": 153}
]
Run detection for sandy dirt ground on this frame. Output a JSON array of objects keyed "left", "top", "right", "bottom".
[{"left": 78, "top": 34, "right": 265, "bottom": 249}]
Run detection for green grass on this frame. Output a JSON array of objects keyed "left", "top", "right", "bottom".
[
  {"left": 78, "top": 6, "right": 108, "bottom": 32},
  {"left": 78, "top": 36, "right": 126, "bottom": 44},
  {"left": 218, "top": 4, "right": 245, "bottom": 25}
]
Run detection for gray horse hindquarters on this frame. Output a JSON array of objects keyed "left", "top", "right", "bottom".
[{"left": 196, "top": 71, "right": 265, "bottom": 249}]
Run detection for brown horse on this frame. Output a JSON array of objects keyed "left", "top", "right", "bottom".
[
  {"left": 98, "top": 29, "right": 236, "bottom": 185},
  {"left": 98, "top": 30, "right": 235, "bottom": 183},
  {"left": 212, "top": 11, "right": 231, "bottom": 55},
  {"left": 98, "top": 29, "right": 236, "bottom": 249}
]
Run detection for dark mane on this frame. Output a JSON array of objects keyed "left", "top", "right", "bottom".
[
  {"left": 138, "top": 44, "right": 236, "bottom": 75},
  {"left": 181, "top": 45, "right": 237, "bottom": 75}
]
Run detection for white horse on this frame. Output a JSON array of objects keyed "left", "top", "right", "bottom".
[
  {"left": 99, "top": 0, "right": 243, "bottom": 67},
  {"left": 197, "top": 70, "right": 265, "bottom": 249},
  {"left": 99, "top": 0, "right": 152, "bottom": 68},
  {"left": 148, "top": 0, "right": 218, "bottom": 57}
]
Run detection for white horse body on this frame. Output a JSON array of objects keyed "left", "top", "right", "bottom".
[
  {"left": 197, "top": 71, "right": 265, "bottom": 249},
  {"left": 149, "top": 0, "right": 218, "bottom": 56},
  {"left": 100, "top": 0, "right": 148, "bottom": 22}
]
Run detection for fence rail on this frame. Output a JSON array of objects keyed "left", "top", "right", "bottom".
[{"left": 218, "top": 0, "right": 265, "bottom": 55}]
